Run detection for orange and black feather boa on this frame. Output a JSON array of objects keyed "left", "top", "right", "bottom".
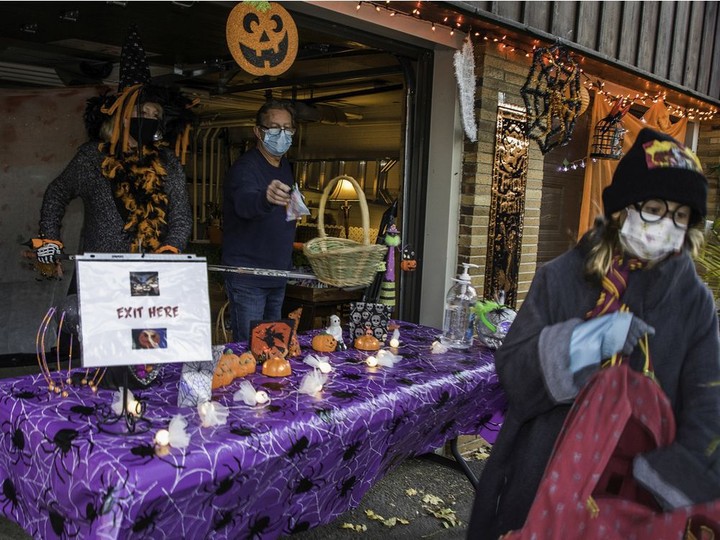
[{"left": 100, "top": 144, "right": 169, "bottom": 253}]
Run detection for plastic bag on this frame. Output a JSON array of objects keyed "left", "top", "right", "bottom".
[{"left": 286, "top": 184, "right": 311, "bottom": 221}]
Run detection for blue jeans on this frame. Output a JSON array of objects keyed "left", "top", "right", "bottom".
[{"left": 224, "top": 277, "right": 286, "bottom": 343}]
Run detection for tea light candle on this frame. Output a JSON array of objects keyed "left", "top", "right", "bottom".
[
  {"left": 318, "top": 362, "right": 332, "bottom": 374},
  {"left": 366, "top": 356, "right": 378, "bottom": 367},
  {"left": 127, "top": 398, "right": 142, "bottom": 417},
  {"left": 389, "top": 329, "right": 400, "bottom": 348},
  {"left": 154, "top": 429, "right": 170, "bottom": 447},
  {"left": 154, "top": 429, "right": 170, "bottom": 456}
]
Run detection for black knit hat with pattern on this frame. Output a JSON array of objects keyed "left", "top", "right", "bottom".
[{"left": 602, "top": 127, "right": 707, "bottom": 223}]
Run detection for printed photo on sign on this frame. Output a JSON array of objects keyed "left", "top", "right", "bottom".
[
  {"left": 130, "top": 272, "right": 160, "bottom": 296},
  {"left": 132, "top": 328, "right": 167, "bottom": 350}
]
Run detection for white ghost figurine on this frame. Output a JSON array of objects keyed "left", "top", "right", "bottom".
[
  {"left": 198, "top": 400, "right": 229, "bottom": 428},
  {"left": 298, "top": 368, "right": 328, "bottom": 395},
  {"left": 233, "top": 380, "right": 270, "bottom": 406},
  {"left": 304, "top": 354, "right": 333, "bottom": 374},
  {"left": 167, "top": 414, "right": 191, "bottom": 449},
  {"left": 431, "top": 340, "right": 449, "bottom": 354},
  {"left": 376, "top": 348, "right": 401, "bottom": 367},
  {"left": 325, "top": 314, "right": 346, "bottom": 350}
]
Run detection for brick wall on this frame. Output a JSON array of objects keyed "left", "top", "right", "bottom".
[
  {"left": 696, "top": 122, "right": 720, "bottom": 219},
  {"left": 456, "top": 44, "right": 720, "bottom": 309},
  {"left": 457, "top": 43, "right": 542, "bottom": 307}
]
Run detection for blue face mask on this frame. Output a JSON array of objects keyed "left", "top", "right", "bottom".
[{"left": 262, "top": 130, "right": 293, "bottom": 157}]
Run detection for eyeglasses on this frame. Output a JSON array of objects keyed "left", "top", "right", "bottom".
[
  {"left": 259, "top": 125, "right": 296, "bottom": 136},
  {"left": 633, "top": 199, "right": 691, "bottom": 228}
]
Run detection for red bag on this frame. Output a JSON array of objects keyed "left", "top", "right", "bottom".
[{"left": 503, "top": 364, "right": 720, "bottom": 540}]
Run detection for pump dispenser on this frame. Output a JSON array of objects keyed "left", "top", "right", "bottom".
[{"left": 440, "top": 263, "right": 478, "bottom": 349}]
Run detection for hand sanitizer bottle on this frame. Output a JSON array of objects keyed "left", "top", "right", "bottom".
[{"left": 440, "top": 263, "right": 478, "bottom": 349}]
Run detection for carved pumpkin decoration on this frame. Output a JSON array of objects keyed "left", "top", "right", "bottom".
[
  {"left": 226, "top": 2, "right": 298, "bottom": 77},
  {"left": 400, "top": 246, "right": 417, "bottom": 272},
  {"left": 354, "top": 333, "right": 381, "bottom": 352},
  {"left": 262, "top": 355, "right": 292, "bottom": 377},
  {"left": 311, "top": 333, "right": 337, "bottom": 353},
  {"left": 212, "top": 350, "right": 257, "bottom": 389}
]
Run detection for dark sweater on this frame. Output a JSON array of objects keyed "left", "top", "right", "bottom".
[
  {"left": 39, "top": 142, "right": 191, "bottom": 252},
  {"left": 221, "top": 148, "right": 296, "bottom": 287},
  {"left": 468, "top": 243, "right": 720, "bottom": 539}
]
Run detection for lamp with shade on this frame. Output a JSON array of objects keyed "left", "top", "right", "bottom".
[{"left": 328, "top": 177, "right": 359, "bottom": 239}]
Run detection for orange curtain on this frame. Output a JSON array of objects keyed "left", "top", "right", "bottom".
[{"left": 577, "top": 98, "right": 688, "bottom": 237}]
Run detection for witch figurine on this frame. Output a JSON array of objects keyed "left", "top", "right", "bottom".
[{"left": 379, "top": 223, "right": 401, "bottom": 308}]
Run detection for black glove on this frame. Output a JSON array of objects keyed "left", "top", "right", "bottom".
[{"left": 621, "top": 315, "right": 655, "bottom": 356}]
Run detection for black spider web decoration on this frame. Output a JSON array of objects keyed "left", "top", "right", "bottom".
[{"left": 520, "top": 44, "right": 582, "bottom": 155}]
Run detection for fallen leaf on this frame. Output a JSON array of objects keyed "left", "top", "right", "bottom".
[
  {"left": 405, "top": 488, "right": 418, "bottom": 496},
  {"left": 340, "top": 523, "right": 367, "bottom": 532},
  {"left": 422, "top": 494, "right": 444, "bottom": 506},
  {"left": 424, "top": 506, "right": 461, "bottom": 528},
  {"left": 365, "top": 509, "right": 385, "bottom": 521},
  {"left": 383, "top": 517, "right": 397, "bottom": 527}
]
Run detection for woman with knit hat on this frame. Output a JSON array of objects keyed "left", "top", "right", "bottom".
[{"left": 468, "top": 127, "right": 720, "bottom": 539}]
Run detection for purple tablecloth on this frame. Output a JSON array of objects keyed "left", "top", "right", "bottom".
[{"left": 0, "top": 322, "right": 506, "bottom": 539}]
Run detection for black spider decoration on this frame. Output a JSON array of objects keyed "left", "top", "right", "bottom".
[
  {"left": 520, "top": 43, "right": 582, "bottom": 154},
  {"left": 127, "top": 441, "right": 184, "bottom": 469},
  {"left": 43, "top": 493, "right": 81, "bottom": 539},
  {"left": 339, "top": 475, "right": 357, "bottom": 497},
  {"left": 80, "top": 470, "right": 130, "bottom": 529},
  {"left": 2, "top": 416, "right": 31, "bottom": 467},
  {"left": 40, "top": 426, "right": 93, "bottom": 483},
  {"left": 0, "top": 478, "right": 20, "bottom": 517},
  {"left": 247, "top": 515, "right": 271, "bottom": 538},
  {"left": 212, "top": 509, "right": 239, "bottom": 532},
  {"left": 131, "top": 507, "right": 161, "bottom": 536},
  {"left": 286, "top": 435, "right": 310, "bottom": 459}
]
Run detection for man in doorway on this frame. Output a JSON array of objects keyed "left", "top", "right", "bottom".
[{"left": 222, "top": 100, "right": 297, "bottom": 342}]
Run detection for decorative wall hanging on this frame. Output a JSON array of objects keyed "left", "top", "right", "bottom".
[
  {"left": 453, "top": 36, "right": 478, "bottom": 142},
  {"left": 520, "top": 44, "right": 582, "bottom": 154},
  {"left": 483, "top": 103, "right": 529, "bottom": 308},
  {"left": 226, "top": 1, "right": 298, "bottom": 77},
  {"left": 590, "top": 98, "right": 631, "bottom": 160}
]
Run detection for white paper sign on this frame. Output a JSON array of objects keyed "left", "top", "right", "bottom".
[{"left": 76, "top": 254, "right": 212, "bottom": 368}]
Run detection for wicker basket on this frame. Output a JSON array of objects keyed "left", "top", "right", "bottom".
[{"left": 303, "top": 175, "right": 387, "bottom": 288}]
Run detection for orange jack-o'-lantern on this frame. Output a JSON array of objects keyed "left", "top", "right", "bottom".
[
  {"left": 311, "top": 333, "right": 337, "bottom": 353},
  {"left": 226, "top": 2, "right": 298, "bottom": 77},
  {"left": 354, "top": 333, "right": 381, "bottom": 351},
  {"left": 401, "top": 247, "right": 417, "bottom": 272},
  {"left": 262, "top": 355, "right": 292, "bottom": 377},
  {"left": 213, "top": 350, "right": 257, "bottom": 389}
]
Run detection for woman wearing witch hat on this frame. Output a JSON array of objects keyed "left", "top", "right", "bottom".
[
  {"left": 31, "top": 25, "right": 195, "bottom": 388},
  {"left": 34, "top": 24, "right": 193, "bottom": 260}
]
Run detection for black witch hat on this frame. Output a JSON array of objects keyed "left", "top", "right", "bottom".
[
  {"left": 83, "top": 24, "right": 197, "bottom": 161},
  {"left": 118, "top": 24, "right": 152, "bottom": 91}
]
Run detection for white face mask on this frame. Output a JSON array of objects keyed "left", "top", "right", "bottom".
[{"left": 619, "top": 207, "right": 686, "bottom": 262}]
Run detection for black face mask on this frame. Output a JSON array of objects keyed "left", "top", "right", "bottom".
[{"left": 128, "top": 118, "right": 160, "bottom": 147}]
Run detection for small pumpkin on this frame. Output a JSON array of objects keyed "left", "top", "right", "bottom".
[
  {"left": 262, "top": 355, "right": 292, "bottom": 377},
  {"left": 312, "top": 332, "right": 337, "bottom": 353},
  {"left": 213, "top": 350, "right": 257, "bottom": 389},
  {"left": 354, "top": 333, "right": 381, "bottom": 351}
]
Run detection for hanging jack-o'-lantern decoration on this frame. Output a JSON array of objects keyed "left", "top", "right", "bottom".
[{"left": 226, "top": 2, "right": 298, "bottom": 77}]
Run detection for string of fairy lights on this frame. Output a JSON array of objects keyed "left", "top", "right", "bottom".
[{"left": 359, "top": 1, "right": 718, "bottom": 122}]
